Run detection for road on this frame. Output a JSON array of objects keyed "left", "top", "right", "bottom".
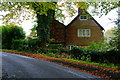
[{"left": 2, "top": 52, "right": 100, "bottom": 79}]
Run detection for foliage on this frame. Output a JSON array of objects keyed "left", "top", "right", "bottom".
[
  {"left": 12, "top": 38, "right": 67, "bottom": 54},
  {"left": 1, "top": 25, "right": 25, "bottom": 49},
  {"left": 105, "top": 50, "right": 120, "bottom": 64},
  {"left": 88, "top": 2, "right": 119, "bottom": 17},
  {"left": 0, "top": 2, "right": 58, "bottom": 24},
  {"left": 105, "top": 27, "right": 115, "bottom": 43},
  {"left": 110, "top": 27, "right": 120, "bottom": 52},
  {"left": 29, "top": 24, "right": 37, "bottom": 37},
  {"left": 86, "top": 40, "right": 114, "bottom": 52},
  {"left": 69, "top": 46, "right": 97, "bottom": 62},
  {"left": 69, "top": 42, "right": 120, "bottom": 64},
  {"left": 12, "top": 39, "right": 27, "bottom": 51},
  {"left": 36, "top": 9, "right": 54, "bottom": 42},
  {"left": 44, "top": 44, "right": 65, "bottom": 54},
  {"left": 12, "top": 38, "right": 40, "bottom": 51}
]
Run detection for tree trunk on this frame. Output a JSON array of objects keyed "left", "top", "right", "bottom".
[{"left": 36, "top": 9, "right": 55, "bottom": 47}]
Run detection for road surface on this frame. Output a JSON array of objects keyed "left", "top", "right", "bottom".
[{"left": 2, "top": 52, "right": 101, "bottom": 79}]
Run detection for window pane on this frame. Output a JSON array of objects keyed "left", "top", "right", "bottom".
[
  {"left": 79, "top": 29, "right": 83, "bottom": 36},
  {"left": 80, "top": 16, "right": 83, "bottom": 19},
  {"left": 83, "top": 16, "right": 87, "bottom": 19},
  {"left": 86, "top": 29, "right": 90, "bottom": 36},
  {"left": 83, "top": 30, "right": 85, "bottom": 36},
  {"left": 80, "top": 15, "right": 87, "bottom": 20}
]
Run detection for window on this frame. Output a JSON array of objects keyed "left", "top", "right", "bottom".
[
  {"left": 80, "top": 15, "right": 88, "bottom": 20},
  {"left": 78, "top": 29, "right": 91, "bottom": 37}
]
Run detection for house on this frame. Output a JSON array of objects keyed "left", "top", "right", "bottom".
[
  {"left": 50, "top": 20, "right": 65, "bottom": 43},
  {"left": 50, "top": 8, "right": 104, "bottom": 48}
]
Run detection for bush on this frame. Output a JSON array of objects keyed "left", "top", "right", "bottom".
[
  {"left": 1, "top": 25, "right": 25, "bottom": 49},
  {"left": 12, "top": 39, "right": 28, "bottom": 51},
  {"left": 12, "top": 38, "right": 40, "bottom": 51},
  {"left": 105, "top": 50, "right": 120, "bottom": 64},
  {"left": 86, "top": 41, "right": 114, "bottom": 52},
  {"left": 27, "top": 38, "right": 40, "bottom": 50},
  {"left": 45, "top": 44, "right": 65, "bottom": 54},
  {"left": 69, "top": 44, "right": 120, "bottom": 64},
  {"left": 69, "top": 46, "right": 107, "bottom": 63}
]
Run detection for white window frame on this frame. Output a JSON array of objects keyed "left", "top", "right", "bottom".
[
  {"left": 77, "top": 29, "right": 91, "bottom": 37},
  {"left": 80, "top": 15, "right": 88, "bottom": 20}
]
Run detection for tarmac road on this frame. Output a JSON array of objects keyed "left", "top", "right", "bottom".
[{"left": 2, "top": 52, "right": 101, "bottom": 79}]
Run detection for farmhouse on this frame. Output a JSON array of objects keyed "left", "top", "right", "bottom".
[{"left": 50, "top": 8, "right": 104, "bottom": 48}]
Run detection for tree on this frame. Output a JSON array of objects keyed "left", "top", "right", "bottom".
[
  {"left": 110, "top": 22, "right": 120, "bottom": 52},
  {"left": 109, "top": 3, "right": 120, "bottom": 51},
  {"left": 0, "top": 2, "right": 119, "bottom": 45},
  {"left": 1, "top": 24, "right": 25, "bottom": 49},
  {"left": 0, "top": 2, "right": 58, "bottom": 45},
  {"left": 105, "top": 27, "right": 115, "bottom": 43},
  {"left": 29, "top": 24, "right": 37, "bottom": 37}
]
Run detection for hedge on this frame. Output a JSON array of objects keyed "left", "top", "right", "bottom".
[{"left": 69, "top": 47, "right": 120, "bottom": 64}]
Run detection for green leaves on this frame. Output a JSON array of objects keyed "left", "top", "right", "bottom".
[
  {"left": 1, "top": 25, "right": 25, "bottom": 49},
  {"left": 88, "top": 2, "right": 119, "bottom": 17},
  {"left": 110, "top": 26, "right": 120, "bottom": 52},
  {"left": 86, "top": 40, "right": 114, "bottom": 52}
]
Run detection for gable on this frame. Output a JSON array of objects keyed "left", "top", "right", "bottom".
[{"left": 66, "top": 10, "right": 104, "bottom": 31}]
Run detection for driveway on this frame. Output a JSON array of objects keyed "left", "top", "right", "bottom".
[{"left": 2, "top": 52, "right": 100, "bottom": 79}]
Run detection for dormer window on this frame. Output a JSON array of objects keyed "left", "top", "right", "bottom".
[{"left": 80, "top": 15, "right": 88, "bottom": 20}]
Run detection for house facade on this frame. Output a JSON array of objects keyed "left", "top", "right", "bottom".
[
  {"left": 50, "top": 20, "right": 65, "bottom": 43},
  {"left": 50, "top": 8, "right": 104, "bottom": 47}
]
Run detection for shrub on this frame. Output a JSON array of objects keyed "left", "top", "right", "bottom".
[
  {"left": 86, "top": 41, "right": 114, "bottom": 52},
  {"left": 105, "top": 50, "right": 120, "bottom": 64},
  {"left": 12, "top": 38, "right": 40, "bottom": 51},
  {"left": 69, "top": 46, "right": 108, "bottom": 63},
  {"left": 69, "top": 47, "right": 85, "bottom": 59},
  {"left": 12, "top": 39, "right": 28, "bottom": 51},
  {"left": 1, "top": 25, "right": 25, "bottom": 49},
  {"left": 45, "top": 44, "right": 64, "bottom": 54},
  {"left": 27, "top": 38, "right": 40, "bottom": 50}
]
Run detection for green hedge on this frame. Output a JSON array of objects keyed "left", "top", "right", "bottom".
[
  {"left": 69, "top": 47, "right": 104, "bottom": 62},
  {"left": 12, "top": 38, "right": 40, "bottom": 51},
  {"left": 12, "top": 39, "right": 27, "bottom": 51},
  {"left": 12, "top": 39, "right": 66, "bottom": 54},
  {"left": 69, "top": 46, "right": 120, "bottom": 64}
]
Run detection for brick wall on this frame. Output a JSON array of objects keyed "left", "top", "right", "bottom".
[
  {"left": 50, "top": 20, "right": 65, "bottom": 43},
  {"left": 66, "top": 16, "right": 104, "bottom": 46}
]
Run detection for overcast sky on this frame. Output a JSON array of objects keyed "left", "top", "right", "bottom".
[{"left": 0, "top": 6, "right": 118, "bottom": 36}]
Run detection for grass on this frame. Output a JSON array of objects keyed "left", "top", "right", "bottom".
[
  {"left": 63, "top": 58, "right": 120, "bottom": 69},
  {"left": 1, "top": 49, "right": 120, "bottom": 69}
]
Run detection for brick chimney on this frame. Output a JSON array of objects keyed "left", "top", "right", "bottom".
[{"left": 78, "top": 7, "right": 82, "bottom": 15}]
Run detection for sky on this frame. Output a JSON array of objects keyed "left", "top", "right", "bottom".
[
  {"left": 92, "top": 8, "right": 118, "bottom": 31},
  {"left": 0, "top": 5, "right": 118, "bottom": 36}
]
